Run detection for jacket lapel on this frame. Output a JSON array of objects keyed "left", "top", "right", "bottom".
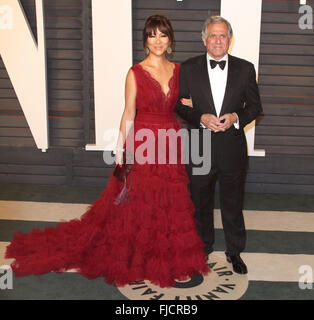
[
  {"left": 197, "top": 54, "right": 217, "bottom": 116},
  {"left": 219, "top": 54, "right": 239, "bottom": 116}
]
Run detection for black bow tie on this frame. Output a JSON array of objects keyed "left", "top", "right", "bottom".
[{"left": 210, "top": 59, "right": 226, "bottom": 70}]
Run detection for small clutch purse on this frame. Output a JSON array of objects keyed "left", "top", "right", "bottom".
[
  {"left": 113, "top": 151, "right": 133, "bottom": 205},
  {"left": 113, "top": 152, "right": 132, "bottom": 182}
]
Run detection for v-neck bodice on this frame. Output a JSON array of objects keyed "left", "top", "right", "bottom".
[
  {"left": 137, "top": 63, "right": 176, "bottom": 97},
  {"left": 131, "top": 63, "right": 180, "bottom": 115}
]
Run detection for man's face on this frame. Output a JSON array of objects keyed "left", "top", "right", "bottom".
[{"left": 202, "top": 22, "right": 231, "bottom": 60}]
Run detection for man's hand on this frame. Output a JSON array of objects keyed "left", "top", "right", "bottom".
[
  {"left": 201, "top": 114, "right": 221, "bottom": 132},
  {"left": 217, "top": 113, "right": 238, "bottom": 131},
  {"left": 201, "top": 113, "right": 238, "bottom": 132}
]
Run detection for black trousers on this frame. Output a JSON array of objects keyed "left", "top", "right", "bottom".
[{"left": 186, "top": 131, "right": 247, "bottom": 255}]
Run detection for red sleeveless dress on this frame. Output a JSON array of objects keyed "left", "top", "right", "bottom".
[{"left": 6, "top": 63, "right": 210, "bottom": 288}]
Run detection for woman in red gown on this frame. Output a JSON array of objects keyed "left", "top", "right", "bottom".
[{"left": 6, "top": 15, "right": 209, "bottom": 288}]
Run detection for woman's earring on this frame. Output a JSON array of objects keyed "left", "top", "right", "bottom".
[
  {"left": 145, "top": 47, "right": 150, "bottom": 55},
  {"left": 166, "top": 47, "right": 172, "bottom": 54}
]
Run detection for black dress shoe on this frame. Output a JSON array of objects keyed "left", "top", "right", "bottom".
[
  {"left": 226, "top": 253, "right": 248, "bottom": 274},
  {"left": 204, "top": 246, "right": 214, "bottom": 254}
]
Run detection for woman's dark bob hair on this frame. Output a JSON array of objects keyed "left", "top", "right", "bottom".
[{"left": 142, "top": 15, "right": 175, "bottom": 51}]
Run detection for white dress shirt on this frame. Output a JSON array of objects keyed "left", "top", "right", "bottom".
[
  {"left": 201, "top": 53, "right": 239, "bottom": 129},
  {"left": 207, "top": 52, "right": 228, "bottom": 117}
]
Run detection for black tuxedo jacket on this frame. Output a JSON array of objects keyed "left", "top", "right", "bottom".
[{"left": 175, "top": 53, "right": 262, "bottom": 172}]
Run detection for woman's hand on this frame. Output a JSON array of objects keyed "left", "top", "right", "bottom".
[
  {"left": 180, "top": 97, "right": 193, "bottom": 108},
  {"left": 114, "top": 150, "right": 124, "bottom": 167}
]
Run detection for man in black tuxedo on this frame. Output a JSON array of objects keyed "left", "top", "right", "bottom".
[{"left": 175, "top": 16, "right": 262, "bottom": 274}]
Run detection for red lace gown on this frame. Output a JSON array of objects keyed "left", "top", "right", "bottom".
[{"left": 5, "top": 63, "right": 209, "bottom": 288}]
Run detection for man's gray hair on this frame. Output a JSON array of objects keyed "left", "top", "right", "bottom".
[{"left": 201, "top": 16, "right": 233, "bottom": 39}]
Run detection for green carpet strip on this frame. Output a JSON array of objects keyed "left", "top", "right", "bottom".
[
  {"left": 1, "top": 183, "right": 314, "bottom": 212},
  {"left": 1, "top": 273, "right": 313, "bottom": 300},
  {"left": 1, "top": 219, "right": 314, "bottom": 255}
]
